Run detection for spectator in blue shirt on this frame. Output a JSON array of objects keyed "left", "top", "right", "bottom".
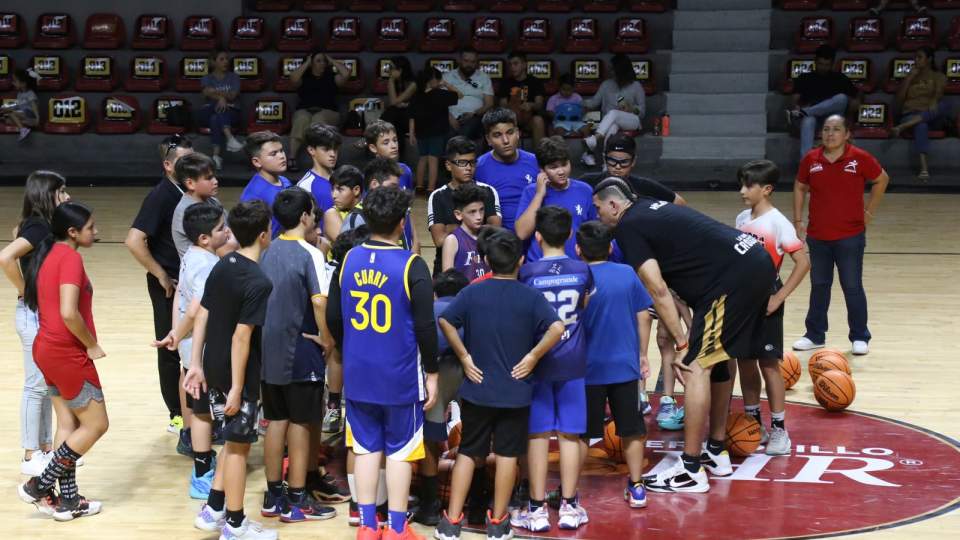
[{"left": 198, "top": 50, "right": 244, "bottom": 170}]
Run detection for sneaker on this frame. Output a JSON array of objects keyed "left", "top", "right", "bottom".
[
  {"left": 643, "top": 459, "right": 710, "bottom": 493},
  {"left": 507, "top": 481, "right": 529, "bottom": 512},
  {"left": 212, "top": 155, "right": 224, "bottom": 171},
  {"left": 514, "top": 504, "right": 549, "bottom": 532},
  {"left": 624, "top": 481, "right": 647, "bottom": 508},
  {"left": 852, "top": 340, "right": 869, "bottom": 355},
  {"left": 383, "top": 523, "right": 426, "bottom": 540},
  {"left": 195, "top": 503, "right": 226, "bottom": 531},
  {"left": 765, "top": 427, "right": 792, "bottom": 456},
  {"left": 17, "top": 477, "right": 58, "bottom": 516},
  {"left": 583, "top": 135, "right": 598, "bottom": 151},
  {"left": 700, "top": 444, "right": 733, "bottom": 476},
  {"left": 168, "top": 415, "right": 184, "bottom": 434},
  {"left": 579, "top": 152, "right": 597, "bottom": 167},
  {"left": 52, "top": 496, "right": 101, "bottom": 521},
  {"left": 348, "top": 500, "right": 360, "bottom": 527},
  {"left": 281, "top": 492, "right": 337, "bottom": 522},
  {"left": 358, "top": 525, "right": 383, "bottom": 540},
  {"left": 639, "top": 388, "right": 652, "bottom": 415},
  {"left": 226, "top": 137, "right": 245, "bottom": 153},
  {"left": 412, "top": 498, "right": 442, "bottom": 526},
  {"left": 657, "top": 398, "right": 685, "bottom": 431},
  {"left": 309, "top": 474, "right": 350, "bottom": 503},
  {"left": 558, "top": 500, "right": 587, "bottom": 530},
  {"left": 261, "top": 490, "right": 284, "bottom": 517},
  {"left": 485, "top": 510, "right": 513, "bottom": 540},
  {"left": 20, "top": 451, "right": 52, "bottom": 476},
  {"left": 323, "top": 407, "right": 343, "bottom": 433},
  {"left": 792, "top": 337, "right": 825, "bottom": 351},
  {"left": 655, "top": 396, "right": 676, "bottom": 424},
  {"left": 434, "top": 511, "right": 463, "bottom": 540},
  {"left": 219, "top": 518, "right": 277, "bottom": 540},
  {"left": 177, "top": 429, "right": 194, "bottom": 457},
  {"left": 17, "top": 127, "right": 31, "bottom": 142},
  {"left": 190, "top": 468, "right": 215, "bottom": 499}
]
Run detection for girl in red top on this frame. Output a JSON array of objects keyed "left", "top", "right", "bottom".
[{"left": 18, "top": 202, "right": 108, "bottom": 522}]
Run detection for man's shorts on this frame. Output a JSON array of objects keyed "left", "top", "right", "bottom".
[
  {"left": 529, "top": 378, "right": 586, "bottom": 435},
  {"left": 459, "top": 399, "right": 529, "bottom": 459},
  {"left": 755, "top": 279, "right": 784, "bottom": 362},
  {"left": 424, "top": 358, "right": 464, "bottom": 442},
  {"left": 345, "top": 399, "right": 425, "bottom": 462},
  {"left": 182, "top": 367, "right": 211, "bottom": 416},
  {"left": 584, "top": 380, "right": 645, "bottom": 440},
  {"left": 208, "top": 387, "right": 258, "bottom": 444},
  {"left": 262, "top": 381, "right": 325, "bottom": 425}
]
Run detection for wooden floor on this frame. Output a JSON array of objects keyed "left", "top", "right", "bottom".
[{"left": 0, "top": 186, "right": 957, "bottom": 539}]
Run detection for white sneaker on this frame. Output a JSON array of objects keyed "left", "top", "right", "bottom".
[
  {"left": 765, "top": 427, "right": 792, "bottom": 456},
  {"left": 20, "top": 451, "right": 52, "bottom": 476},
  {"left": 514, "top": 504, "right": 550, "bottom": 532},
  {"left": 583, "top": 135, "right": 597, "bottom": 151},
  {"left": 642, "top": 459, "right": 709, "bottom": 493},
  {"left": 580, "top": 153, "right": 597, "bottom": 167},
  {"left": 558, "top": 501, "right": 587, "bottom": 530},
  {"left": 792, "top": 337, "right": 825, "bottom": 351},
  {"left": 226, "top": 137, "right": 245, "bottom": 153},
  {"left": 18, "top": 127, "right": 31, "bottom": 142},
  {"left": 851, "top": 340, "right": 869, "bottom": 355},
  {"left": 212, "top": 155, "right": 224, "bottom": 171},
  {"left": 220, "top": 518, "right": 277, "bottom": 540},
  {"left": 700, "top": 444, "right": 733, "bottom": 476},
  {"left": 195, "top": 504, "right": 226, "bottom": 531}
]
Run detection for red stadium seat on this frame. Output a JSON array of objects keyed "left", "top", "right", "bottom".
[
  {"left": 33, "top": 13, "right": 75, "bottom": 49},
  {"left": 479, "top": 58, "right": 505, "bottom": 92},
  {"left": 795, "top": 17, "right": 833, "bottom": 53},
  {"left": 515, "top": 17, "right": 552, "bottom": 54},
  {"left": 348, "top": 0, "right": 385, "bottom": 10},
  {"left": 442, "top": 0, "right": 479, "bottom": 11},
  {"left": 611, "top": 18, "right": 649, "bottom": 54},
  {"left": 0, "top": 56, "right": 13, "bottom": 92},
  {"left": 83, "top": 14, "right": 124, "bottom": 49},
  {"left": 0, "top": 13, "right": 27, "bottom": 48},
  {"left": 336, "top": 57, "right": 365, "bottom": 94},
  {"left": 838, "top": 57, "right": 875, "bottom": 93},
  {"left": 781, "top": 0, "right": 821, "bottom": 8},
  {"left": 30, "top": 55, "right": 69, "bottom": 91},
  {"left": 176, "top": 56, "right": 209, "bottom": 92},
  {"left": 247, "top": 96, "right": 290, "bottom": 134},
  {"left": 181, "top": 16, "right": 220, "bottom": 51},
  {"left": 632, "top": 59, "right": 656, "bottom": 95},
  {"left": 372, "top": 58, "right": 394, "bottom": 94},
  {"left": 581, "top": 0, "right": 620, "bottom": 12},
  {"left": 489, "top": 0, "right": 527, "bottom": 12},
  {"left": 945, "top": 57, "right": 960, "bottom": 94},
  {"left": 303, "top": 0, "right": 338, "bottom": 9},
  {"left": 326, "top": 17, "right": 362, "bottom": 52},
  {"left": 76, "top": 55, "right": 119, "bottom": 92},
  {"left": 472, "top": 17, "right": 506, "bottom": 53},
  {"left": 277, "top": 16, "right": 318, "bottom": 52},
  {"left": 132, "top": 15, "right": 173, "bottom": 50},
  {"left": 781, "top": 57, "right": 814, "bottom": 94},
  {"left": 421, "top": 17, "right": 459, "bottom": 52},
  {"left": 255, "top": 0, "right": 295, "bottom": 9},
  {"left": 852, "top": 102, "right": 891, "bottom": 139},
  {"left": 374, "top": 17, "right": 412, "bottom": 52},
  {"left": 124, "top": 55, "right": 168, "bottom": 92},
  {"left": 233, "top": 56, "right": 266, "bottom": 92},
  {"left": 148, "top": 96, "right": 192, "bottom": 134},
  {"left": 628, "top": 0, "right": 666, "bottom": 11},
  {"left": 571, "top": 58, "right": 603, "bottom": 94},
  {"left": 44, "top": 95, "right": 90, "bottom": 134},
  {"left": 229, "top": 17, "right": 269, "bottom": 52},
  {"left": 564, "top": 18, "right": 602, "bottom": 54},
  {"left": 846, "top": 17, "right": 885, "bottom": 52},
  {"left": 535, "top": 0, "right": 573, "bottom": 11},
  {"left": 950, "top": 17, "right": 960, "bottom": 51},
  {"left": 344, "top": 97, "right": 381, "bottom": 136},
  {"left": 96, "top": 95, "right": 142, "bottom": 134},
  {"left": 396, "top": 0, "right": 434, "bottom": 10},
  {"left": 896, "top": 15, "right": 936, "bottom": 51},
  {"left": 528, "top": 59, "right": 558, "bottom": 95},
  {"left": 831, "top": 0, "right": 868, "bottom": 9},
  {"left": 275, "top": 56, "right": 306, "bottom": 92},
  {"left": 883, "top": 56, "right": 914, "bottom": 93}
]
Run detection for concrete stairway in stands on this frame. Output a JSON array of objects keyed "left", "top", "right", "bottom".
[{"left": 662, "top": 0, "right": 771, "bottom": 164}]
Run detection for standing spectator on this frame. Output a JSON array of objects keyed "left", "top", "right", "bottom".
[
  {"left": 792, "top": 115, "right": 890, "bottom": 356},
  {"left": 580, "top": 54, "right": 646, "bottom": 167},
  {"left": 409, "top": 68, "right": 461, "bottom": 194},
  {"left": 498, "top": 51, "right": 547, "bottom": 146},
  {"left": 443, "top": 48, "right": 495, "bottom": 140},
  {"left": 546, "top": 75, "right": 590, "bottom": 138},
  {"left": 475, "top": 108, "right": 540, "bottom": 231},
  {"left": 382, "top": 56, "right": 418, "bottom": 157},
  {"left": 198, "top": 51, "right": 244, "bottom": 171},
  {"left": 0, "top": 69, "right": 40, "bottom": 142},
  {"left": 288, "top": 50, "right": 349, "bottom": 171},
  {"left": 786, "top": 45, "right": 858, "bottom": 158},
  {"left": 891, "top": 47, "right": 948, "bottom": 182}
]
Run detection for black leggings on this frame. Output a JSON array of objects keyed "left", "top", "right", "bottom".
[{"left": 147, "top": 273, "right": 182, "bottom": 419}]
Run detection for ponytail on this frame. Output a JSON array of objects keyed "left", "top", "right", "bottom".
[{"left": 23, "top": 202, "right": 92, "bottom": 311}]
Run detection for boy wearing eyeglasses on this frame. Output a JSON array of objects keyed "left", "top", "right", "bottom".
[{"left": 579, "top": 134, "right": 686, "bottom": 206}]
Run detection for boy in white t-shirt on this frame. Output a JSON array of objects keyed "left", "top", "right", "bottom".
[{"left": 734, "top": 160, "right": 810, "bottom": 456}]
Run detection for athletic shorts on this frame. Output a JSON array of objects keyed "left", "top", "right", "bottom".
[
  {"left": 208, "top": 387, "right": 258, "bottom": 444},
  {"left": 416, "top": 135, "right": 446, "bottom": 157},
  {"left": 459, "top": 399, "right": 529, "bottom": 458},
  {"left": 424, "top": 358, "right": 464, "bottom": 442},
  {"left": 553, "top": 120, "right": 586, "bottom": 134},
  {"left": 345, "top": 399, "right": 425, "bottom": 462},
  {"left": 261, "top": 381, "right": 325, "bottom": 425},
  {"left": 49, "top": 381, "right": 104, "bottom": 410},
  {"left": 182, "top": 367, "right": 211, "bottom": 415},
  {"left": 529, "top": 378, "right": 586, "bottom": 435},
  {"left": 755, "top": 280, "right": 784, "bottom": 362},
  {"left": 584, "top": 380, "right": 645, "bottom": 440}
]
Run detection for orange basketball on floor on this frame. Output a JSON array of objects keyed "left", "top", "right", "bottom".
[
  {"left": 603, "top": 421, "right": 624, "bottom": 463},
  {"left": 808, "top": 349, "right": 849, "bottom": 382},
  {"left": 725, "top": 413, "right": 762, "bottom": 457},
  {"left": 814, "top": 370, "right": 856, "bottom": 411},
  {"left": 447, "top": 422, "right": 462, "bottom": 450},
  {"left": 780, "top": 351, "right": 802, "bottom": 389}
]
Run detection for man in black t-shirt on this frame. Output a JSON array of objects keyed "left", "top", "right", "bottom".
[
  {"left": 579, "top": 133, "right": 686, "bottom": 206},
  {"left": 788, "top": 45, "right": 859, "bottom": 158},
  {"left": 124, "top": 135, "right": 193, "bottom": 434},
  {"left": 592, "top": 178, "right": 774, "bottom": 495},
  {"left": 498, "top": 51, "right": 547, "bottom": 145}
]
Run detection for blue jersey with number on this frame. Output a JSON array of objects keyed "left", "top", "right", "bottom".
[
  {"left": 340, "top": 243, "right": 423, "bottom": 405},
  {"left": 519, "top": 256, "right": 594, "bottom": 381}
]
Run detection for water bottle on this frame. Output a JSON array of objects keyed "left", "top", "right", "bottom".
[{"left": 662, "top": 113, "right": 671, "bottom": 137}]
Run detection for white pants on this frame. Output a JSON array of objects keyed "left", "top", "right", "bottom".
[{"left": 596, "top": 109, "right": 641, "bottom": 138}]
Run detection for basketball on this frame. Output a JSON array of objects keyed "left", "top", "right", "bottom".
[
  {"left": 814, "top": 370, "right": 857, "bottom": 412},
  {"left": 725, "top": 413, "right": 762, "bottom": 457},
  {"left": 447, "top": 421, "right": 462, "bottom": 450},
  {"left": 603, "top": 420, "right": 624, "bottom": 463},
  {"left": 808, "top": 349, "right": 850, "bottom": 382},
  {"left": 780, "top": 351, "right": 802, "bottom": 389}
]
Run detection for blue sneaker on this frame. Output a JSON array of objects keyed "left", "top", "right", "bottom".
[
  {"left": 261, "top": 490, "right": 284, "bottom": 518},
  {"left": 656, "top": 397, "right": 685, "bottom": 431},
  {"left": 190, "top": 467, "right": 215, "bottom": 499},
  {"left": 624, "top": 481, "right": 647, "bottom": 508},
  {"left": 280, "top": 492, "right": 336, "bottom": 522}
]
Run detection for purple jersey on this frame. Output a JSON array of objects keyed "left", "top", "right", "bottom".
[
  {"left": 519, "top": 256, "right": 594, "bottom": 381},
  {"left": 451, "top": 227, "right": 490, "bottom": 282}
]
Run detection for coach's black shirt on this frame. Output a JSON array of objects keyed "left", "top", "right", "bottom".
[
  {"left": 580, "top": 172, "right": 678, "bottom": 203},
  {"left": 131, "top": 177, "right": 183, "bottom": 277}
]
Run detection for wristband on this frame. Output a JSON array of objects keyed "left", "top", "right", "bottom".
[{"left": 674, "top": 341, "right": 689, "bottom": 353}]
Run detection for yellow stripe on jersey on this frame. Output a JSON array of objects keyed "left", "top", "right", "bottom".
[
  {"left": 360, "top": 242, "right": 403, "bottom": 251},
  {"left": 338, "top": 247, "right": 355, "bottom": 286},
  {"left": 402, "top": 254, "right": 418, "bottom": 300}
]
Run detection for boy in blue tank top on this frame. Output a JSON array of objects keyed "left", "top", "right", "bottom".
[
  {"left": 440, "top": 184, "right": 491, "bottom": 282},
  {"left": 325, "top": 187, "right": 439, "bottom": 540},
  {"left": 516, "top": 206, "right": 595, "bottom": 532}
]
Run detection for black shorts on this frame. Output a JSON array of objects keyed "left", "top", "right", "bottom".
[
  {"left": 183, "top": 368, "right": 211, "bottom": 415},
  {"left": 208, "top": 387, "right": 258, "bottom": 444},
  {"left": 756, "top": 280, "right": 784, "bottom": 362},
  {"left": 584, "top": 380, "right": 646, "bottom": 440},
  {"left": 459, "top": 400, "right": 529, "bottom": 458},
  {"left": 261, "top": 381, "right": 325, "bottom": 425}
]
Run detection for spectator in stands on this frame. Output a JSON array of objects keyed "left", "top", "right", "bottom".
[
  {"left": 198, "top": 51, "right": 244, "bottom": 171},
  {"left": 382, "top": 56, "right": 417, "bottom": 157},
  {"left": 869, "top": 0, "right": 925, "bottom": 15},
  {"left": 498, "top": 51, "right": 547, "bottom": 146},
  {"left": 580, "top": 54, "right": 646, "bottom": 167},
  {"left": 0, "top": 69, "right": 40, "bottom": 142},
  {"left": 891, "top": 47, "right": 947, "bottom": 182},
  {"left": 409, "top": 67, "right": 462, "bottom": 194},
  {"left": 288, "top": 50, "right": 350, "bottom": 172},
  {"left": 546, "top": 74, "right": 590, "bottom": 138},
  {"left": 443, "top": 47, "right": 495, "bottom": 140},
  {"left": 786, "top": 45, "right": 858, "bottom": 159}
]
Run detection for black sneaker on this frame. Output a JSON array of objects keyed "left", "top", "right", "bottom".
[
  {"left": 485, "top": 510, "right": 514, "bottom": 540},
  {"left": 52, "top": 496, "right": 102, "bottom": 522},
  {"left": 434, "top": 511, "right": 463, "bottom": 540},
  {"left": 176, "top": 428, "right": 194, "bottom": 458},
  {"left": 412, "top": 497, "right": 441, "bottom": 526},
  {"left": 17, "top": 477, "right": 59, "bottom": 516},
  {"left": 508, "top": 480, "right": 529, "bottom": 512},
  {"left": 309, "top": 474, "right": 350, "bottom": 503}
]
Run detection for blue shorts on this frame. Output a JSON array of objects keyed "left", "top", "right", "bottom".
[
  {"left": 345, "top": 399, "right": 425, "bottom": 462},
  {"left": 416, "top": 135, "right": 446, "bottom": 157},
  {"left": 529, "top": 378, "right": 587, "bottom": 435},
  {"left": 553, "top": 120, "right": 586, "bottom": 134}
]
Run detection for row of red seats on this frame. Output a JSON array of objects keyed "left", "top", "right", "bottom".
[
  {"left": 850, "top": 101, "right": 952, "bottom": 139},
  {"left": 781, "top": 55, "right": 960, "bottom": 93},
  {"left": 794, "top": 14, "right": 960, "bottom": 52},
  {"left": 252, "top": 0, "right": 667, "bottom": 12},
  {"left": 0, "top": 53, "right": 658, "bottom": 97},
  {"left": 0, "top": 12, "right": 652, "bottom": 53},
  {"left": 783, "top": 0, "right": 960, "bottom": 9}
]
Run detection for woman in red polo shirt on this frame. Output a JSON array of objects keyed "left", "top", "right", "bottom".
[
  {"left": 792, "top": 114, "right": 889, "bottom": 356},
  {"left": 18, "top": 202, "right": 108, "bottom": 521}
]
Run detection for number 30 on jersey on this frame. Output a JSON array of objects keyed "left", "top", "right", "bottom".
[{"left": 350, "top": 290, "right": 393, "bottom": 333}]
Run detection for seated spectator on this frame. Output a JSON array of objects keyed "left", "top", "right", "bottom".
[
  {"left": 498, "top": 51, "right": 546, "bottom": 146},
  {"left": 288, "top": 50, "right": 349, "bottom": 171},
  {"left": 580, "top": 54, "right": 646, "bottom": 167},
  {"left": 198, "top": 50, "right": 244, "bottom": 170},
  {"left": 409, "top": 67, "right": 462, "bottom": 193},
  {"left": 443, "top": 47, "right": 495, "bottom": 140},
  {"left": 0, "top": 69, "right": 40, "bottom": 142},
  {"left": 870, "top": 0, "right": 925, "bottom": 15},
  {"left": 786, "top": 45, "right": 858, "bottom": 159},
  {"left": 546, "top": 74, "right": 590, "bottom": 138},
  {"left": 382, "top": 56, "right": 417, "bottom": 156},
  {"left": 891, "top": 47, "right": 948, "bottom": 182}
]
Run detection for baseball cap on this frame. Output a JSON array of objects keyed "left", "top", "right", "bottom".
[{"left": 604, "top": 133, "right": 636, "bottom": 157}]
